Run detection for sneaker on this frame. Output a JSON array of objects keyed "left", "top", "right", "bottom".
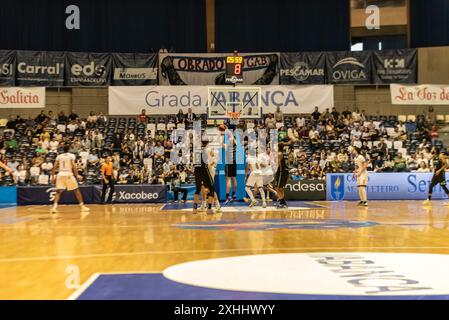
[
  {"left": 81, "top": 206, "right": 90, "bottom": 213},
  {"left": 243, "top": 197, "right": 251, "bottom": 204},
  {"left": 357, "top": 201, "right": 364, "bottom": 206},
  {"left": 214, "top": 206, "right": 222, "bottom": 213},
  {"left": 199, "top": 203, "right": 207, "bottom": 211},
  {"left": 262, "top": 202, "right": 267, "bottom": 208},
  {"left": 363, "top": 202, "right": 368, "bottom": 207},
  {"left": 249, "top": 200, "right": 258, "bottom": 207},
  {"left": 277, "top": 204, "right": 288, "bottom": 209},
  {"left": 224, "top": 197, "right": 233, "bottom": 205},
  {"left": 192, "top": 206, "right": 198, "bottom": 214},
  {"left": 422, "top": 199, "right": 431, "bottom": 206}
]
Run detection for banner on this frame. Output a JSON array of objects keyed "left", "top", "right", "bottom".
[
  {"left": 280, "top": 52, "right": 326, "bottom": 84},
  {"left": 16, "top": 50, "right": 65, "bottom": 86},
  {"left": 285, "top": 179, "right": 326, "bottom": 201},
  {"left": 17, "top": 185, "right": 94, "bottom": 205},
  {"left": 391, "top": 84, "right": 449, "bottom": 105},
  {"left": 159, "top": 52, "right": 279, "bottom": 85},
  {"left": 0, "top": 186, "right": 17, "bottom": 204},
  {"left": 109, "top": 85, "right": 334, "bottom": 115},
  {"left": 0, "top": 87, "right": 45, "bottom": 108},
  {"left": 93, "top": 184, "right": 167, "bottom": 203},
  {"left": 0, "top": 50, "right": 16, "bottom": 86},
  {"left": 326, "top": 51, "right": 372, "bottom": 84},
  {"left": 65, "top": 52, "right": 111, "bottom": 86},
  {"left": 112, "top": 53, "right": 158, "bottom": 86},
  {"left": 327, "top": 173, "right": 449, "bottom": 200},
  {"left": 373, "top": 49, "right": 417, "bottom": 84}
]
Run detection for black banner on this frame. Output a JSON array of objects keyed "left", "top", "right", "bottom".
[
  {"left": 93, "top": 184, "right": 167, "bottom": 203},
  {"left": 0, "top": 50, "right": 16, "bottom": 86},
  {"left": 372, "top": 49, "right": 417, "bottom": 84},
  {"left": 65, "top": 52, "right": 111, "bottom": 86},
  {"left": 16, "top": 50, "right": 65, "bottom": 86},
  {"left": 326, "top": 51, "right": 372, "bottom": 84},
  {"left": 17, "top": 185, "right": 94, "bottom": 205},
  {"left": 112, "top": 53, "right": 158, "bottom": 86},
  {"left": 280, "top": 52, "right": 326, "bottom": 84},
  {"left": 285, "top": 179, "right": 326, "bottom": 201}
]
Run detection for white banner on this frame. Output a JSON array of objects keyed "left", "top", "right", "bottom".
[
  {"left": 391, "top": 84, "right": 449, "bottom": 105},
  {"left": 0, "top": 87, "right": 45, "bottom": 108},
  {"left": 109, "top": 85, "right": 334, "bottom": 115}
]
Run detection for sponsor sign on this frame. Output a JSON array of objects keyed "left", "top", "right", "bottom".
[
  {"left": 17, "top": 185, "right": 94, "bottom": 205},
  {"left": 280, "top": 52, "right": 326, "bottom": 84},
  {"left": 0, "top": 87, "right": 45, "bottom": 108},
  {"left": 158, "top": 52, "right": 279, "bottom": 85},
  {"left": 65, "top": 52, "right": 111, "bottom": 86},
  {"left": 93, "top": 184, "right": 167, "bottom": 203},
  {"left": 109, "top": 85, "right": 334, "bottom": 115},
  {"left": 391, "top": 84, "right": 449, "bottom": 105},
  {"left": 0, "top": 50, "right": 16, "bottom": 86},
  {"left": 285, "top": 179, "right": 326, "bottom": 200},
  {"left": 163, "top": 253, "right": 449, "bottom": 297},
  {"left": 326, "top": 51, "right": 372, "bottom": 84},
  {"left": 111, "top": 53, "right": 158, "bottom": 86},
  {"left": 16, "top": 50, "right": 65, "bottom": 86},
  {"left": 373, "top": 49, "right": 417, "bottom": 84},
  {"left": 327, "top": 172, "right": 449, "bottom": 200}
]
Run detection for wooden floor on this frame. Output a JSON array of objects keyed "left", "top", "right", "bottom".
[{"left": 2, "top": 200, "right": 449, "bottom": 299}]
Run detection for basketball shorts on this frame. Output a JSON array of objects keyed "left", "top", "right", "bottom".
[
  {"left": 56, "top": 175, "right": 79, "bottom": 191},
  {"left": 262, "top": 174, "right": 274, "bottom": 187},
  {"left": 194, "top": 167, "right": 214, "bottom": 192},
  {"left": 357, "top": 171, "right": 368, "bottom": 187},
  {"left": 273, "top": 170, "right": 289, "bottom": 189},
  {"left": 246, "top": 172, "right": 263, "bottom": 188},
  {"left": 225, "top": 164, "right": 237, "bottom": 177},
  {"left": 431, "top": 174, "right": 446, "bottom": 186}
]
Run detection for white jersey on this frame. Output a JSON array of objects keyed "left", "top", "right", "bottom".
[
  {"left": 258, "top": 153, "right": 274, "bottom": 176},
  {"left": 246, "top": 155, "right": 261, "bottom": 175},
  {"left": 355, "top": 154, "right": 367, "bottom": 174},
  {"left": 56, "top": 153, "right": 76, "bottom": 176}
]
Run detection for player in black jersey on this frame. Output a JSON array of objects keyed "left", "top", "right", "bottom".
[
  {"left": 423, "top": 147, "right": 449, "bottom": 205},
  {"left": 273, "top": 137, "right": 291, "bottom": 209},
  {"left": 224, "top": 132, "right": 238, "bottom": 204},
  {"left": 193, "top": 140, "right": 215, "bottom": 214}
]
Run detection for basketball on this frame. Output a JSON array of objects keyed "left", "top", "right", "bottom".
[{"left": 218, "top": 124, "right": 227, "bottom": 132}]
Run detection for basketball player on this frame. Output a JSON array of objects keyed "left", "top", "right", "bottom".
[
  {"left": 51, "top": 145, "right": 90, "bottom": 214},
  {"left": 423, "top": 147, "right": 449, "bottom": 205},
  {"left": 244, "top": 146, "right": 267, "bottom": 208},
  {"left": 200, "top": 146, "right": 221, "bottom": 212},
  {"left": 273, "top": 138, "right": 291, "bottom": 209},
  {"left": 259, "top": 147, "right": 278, "bottom": 203},
  {"left": 193, "top": 140, "right": 215, "bottom": 214},
  {"left": 351, "top": 146, "right": 368, "bottom": 207},
  {"left": 101, "top": 156, "right": 115, "bottom": 204},
  {"left": 224, "top": 131, "right": 238, "bottom": 204}
]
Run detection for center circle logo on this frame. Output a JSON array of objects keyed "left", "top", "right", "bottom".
[{"left": 163, "top": 253, "right": 449, "bottom": 297}]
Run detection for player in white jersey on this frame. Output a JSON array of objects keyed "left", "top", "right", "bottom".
[
  {"left": 50, "top": 145, "right": 90, "bottom": 214},
  {"left": 258, "top": 147, "right": 278, "bottom": 203},
  {"left": 350, "top": 146, "right": 368, "bottom": 207},
  {"left": 244, "top": 146, "right": 267, "bottom": 208}
]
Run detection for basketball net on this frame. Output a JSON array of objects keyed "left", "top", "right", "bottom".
[{"left": 227, "top": 111, "right": 241, "bottom": 121}]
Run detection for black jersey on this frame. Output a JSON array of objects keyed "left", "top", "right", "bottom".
[
  {"left": 433, "top": 155, "right": 445, "bottom": 176},
  {"left": 278, "top": 148, "right": 289, "bottom": 172}
]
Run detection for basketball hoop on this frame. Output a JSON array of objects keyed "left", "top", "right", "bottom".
[{"left": 227, "top": 111, "right": 242, "bottom": 121}]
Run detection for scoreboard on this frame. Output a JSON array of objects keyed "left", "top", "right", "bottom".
[{"left": 225, "top": 53, "right": 244, "bottom": 84}]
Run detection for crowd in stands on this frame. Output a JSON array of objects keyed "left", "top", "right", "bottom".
[{"left": 0, "top": 106, "right": 444, "bottom": 186}]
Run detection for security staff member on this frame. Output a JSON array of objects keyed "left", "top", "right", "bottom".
[{"left": 101, "top": 156, "right": 115, "bottom": 204}]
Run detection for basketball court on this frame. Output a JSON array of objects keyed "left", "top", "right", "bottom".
[{"left": 2, "top": 200, "right": 449, "bottom": 300}]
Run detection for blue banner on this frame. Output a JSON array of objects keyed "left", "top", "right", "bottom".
[
  {"left": 17, "top": 185, "right": 94, "bottom": 205},
  {"left": 93, "top": 184, "right": 167, "bottom": 203},
  {"left": 0, "top": 186, "right": 17, "bottom": 204},
  {"left": 327, "top": 173, "right": 449, "bottom": 201}
]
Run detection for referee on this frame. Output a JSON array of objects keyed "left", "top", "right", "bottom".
[{"left": 101, "top": 156, "right": 115, "bottom": 204}]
